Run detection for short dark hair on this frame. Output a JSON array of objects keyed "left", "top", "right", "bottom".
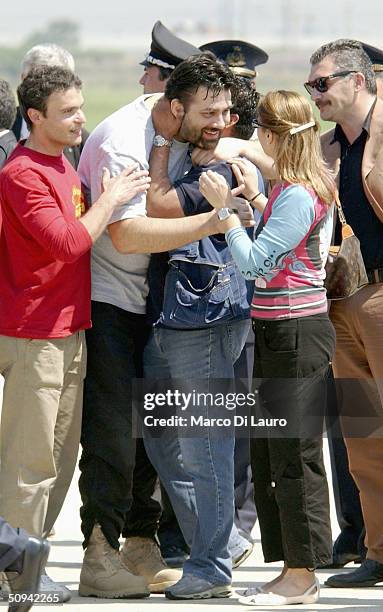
[
  {"left": 231, "top": 77, "right": 260, "bottom": 140},
  {"left": 165, "top": 52, "right": 235, "bottom": 107},
  {"left": 158, "top": 66, "right": 173, "bottom": 82},
  {"left": 0, "top": 79, "right": 17, "bottom": 130},
  {"left": 17, "top": 65, "right": 82, "bottom": 130},
  {"left": 310, "top": 39, "right": 376, "bottom": 95}
]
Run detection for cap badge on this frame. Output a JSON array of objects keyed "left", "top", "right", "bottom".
[{"left": 226, "top": 46, "right": 246, "bottom": 67}]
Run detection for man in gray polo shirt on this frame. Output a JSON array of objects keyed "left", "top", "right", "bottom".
[{"left": 77, "top": 53, "right": 238, "bottom": 599}]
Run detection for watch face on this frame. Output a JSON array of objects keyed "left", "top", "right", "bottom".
[
  {"left": 218, "top": 207, "right": 231, "bottom": 221},
  {"left": 153, "top": 135, "right": 170, "bottom": 147}
]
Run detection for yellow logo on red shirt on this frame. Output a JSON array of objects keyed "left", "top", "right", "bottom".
[{"left": 72, "top": 186, "right": 86, "bottom": 218}]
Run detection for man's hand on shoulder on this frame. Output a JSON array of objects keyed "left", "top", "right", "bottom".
[
  {"left": 79, "top": 164, "right": 150, "bottom": 244},
  {"left": 101, "top": 164, "right": 150, "bottom": 208}
]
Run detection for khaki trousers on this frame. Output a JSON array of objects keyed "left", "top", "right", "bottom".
[
  {"left": 0, "top": 332, "right": 86, "bottom": 537},
  {"left": 330, "top": 283, "right": 383, "bottom": 563}
]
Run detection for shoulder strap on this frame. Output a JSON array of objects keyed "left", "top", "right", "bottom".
[
  {"left": 334, "top": 192, "right": 354, "bottom": 238},
  {"left": 334, "top": 192, "right": 347, "bottom": 225}
]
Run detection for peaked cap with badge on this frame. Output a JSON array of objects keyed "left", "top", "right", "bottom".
[
  {"left": 141, "top": 20, "right": 202, "bottom": 70},
  {"left": 360, "top": 41, "right": 383, "bottom": 74},
  {"left": 199, "top": 39, "right": 268, "bottom": 79}
]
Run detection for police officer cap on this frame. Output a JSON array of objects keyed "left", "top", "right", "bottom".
[
  {"left": 199, "top": 40, "right": 268, "bottom": 78},
  {"left": 141, "top": 21, "right": 201, "bottom": 70},
  {"left": 360, "top": 42, "right": 383, "bottom": 73}
]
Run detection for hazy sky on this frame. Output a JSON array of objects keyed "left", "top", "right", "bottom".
[
  {"left": 2, "top": 0, "right": 383, "bottom": 49},
  {"left": 3, "top": 0, "right": 218, "bottom": 46}
]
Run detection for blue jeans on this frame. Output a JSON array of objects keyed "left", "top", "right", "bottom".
[{"left": 143, "top": 319, "right": 250, "bottom": 585}]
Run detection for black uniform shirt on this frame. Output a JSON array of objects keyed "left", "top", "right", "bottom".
[{"left": 333, "top": 103, "right": 383, "bottom": 271}]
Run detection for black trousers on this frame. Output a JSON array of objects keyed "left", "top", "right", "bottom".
[
  {"left": 0, "top": 517, "right": 27, "bottom": 572},
  {"left": 326, "top": 370, "right": 365, "bottom": 556},
  {"left": 79, "top": 302, "right": 161, "bottom": 550},
  {"left": 250, "top": 314, "right": 335, "bottom": 567}
]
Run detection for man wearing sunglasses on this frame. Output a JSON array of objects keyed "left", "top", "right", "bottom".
[
  {"left": 315, "top": 43, "right": 383, "bottom": 578},
  {"left": 304, "top": 70, "right": 358, "bottom": 97},
  {"left": 307, "top": 38, "right": 383, "bottom": 589}
]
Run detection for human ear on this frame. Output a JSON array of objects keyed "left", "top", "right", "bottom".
[
  {"left": 354, "top": 72, "right": 365, "bottom": 91},
  {"left": 170, "top": 98, "right": 185, "bottom": 120},
  {"left": 265, "top": 128, "right": 273, "bottom": 142},
  {"left": 27, "top": 108, "right": 42, "bottom": 126},
  {"left": 228, "top": 113, "right": 239, "bottom": 127}
]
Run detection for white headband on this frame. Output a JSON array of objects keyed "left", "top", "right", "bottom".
[
  {"left": 289, "top": 120, "right": 316, "bottom": 135},
  {"left": 145, "top": 54, "right": 175, "bottom": 70}
]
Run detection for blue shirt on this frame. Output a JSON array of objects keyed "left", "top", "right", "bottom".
[{"left": 146, "top": 162, "right": 264, "bottom": 325}]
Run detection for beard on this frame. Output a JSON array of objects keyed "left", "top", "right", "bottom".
[
  {"left": 179, "top": 117, "right": 222, "bottom": 150},
  {"left": 197, "top": 131, "right": 221, "bottom": 149}
]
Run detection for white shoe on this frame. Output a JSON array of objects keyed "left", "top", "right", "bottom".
[
  {"left": 0, "top": 572, "right": 10, "bottom": 595},
  {"left": 236, "top": 585, "right": 262, "bottom": 597},
  {"left": 232, "top": 542, "right": 254, "bottom": 569},
  {"left": 40, "top": 573, "right": 72, "bottom": 603},
  {"left": 238, "top": 577, "right": 320, "bottom": 606}
]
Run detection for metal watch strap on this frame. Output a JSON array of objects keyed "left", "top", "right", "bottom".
[
  {"left": 217, "top": 207, "right": 233, "bottom": 221},
  {"left": 153, "top": 135, "right": 172, "bottom": 147}
]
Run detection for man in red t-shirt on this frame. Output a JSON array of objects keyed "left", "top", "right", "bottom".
[{"left": 0, "top": 65, "right": 150, "bottom": 600}]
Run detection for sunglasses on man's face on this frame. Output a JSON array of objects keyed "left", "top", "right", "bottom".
[{"left": 304, "top": 70, "right": 357, "bottom": 95}]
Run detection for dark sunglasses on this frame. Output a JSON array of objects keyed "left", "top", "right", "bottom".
[{"left": 304, "top": 70, "right": 357, "bottom": 94}]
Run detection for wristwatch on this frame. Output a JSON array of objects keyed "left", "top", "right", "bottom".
[
  {"left": 153, "top": 135, "right": 172, "bottom": 147},
  {"left": 217, "top": 207, "right": 233, "bottom": 221}
]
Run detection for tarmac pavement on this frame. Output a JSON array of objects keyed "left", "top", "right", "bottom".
[
  {"left": 22, "top": 445, "right": 383, "bottom": 611},
  {"left": 1, "top": 377, "right": 383, "bottom": 610}
]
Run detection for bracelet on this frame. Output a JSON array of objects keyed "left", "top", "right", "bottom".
[{"left": 250, "top": 191, "right": 262, "bottom": 203}]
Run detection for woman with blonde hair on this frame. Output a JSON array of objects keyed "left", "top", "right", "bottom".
[{"left": 199, "top": 90, "right": 336, "bottom": 606}]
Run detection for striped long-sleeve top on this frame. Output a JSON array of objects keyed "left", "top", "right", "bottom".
[{"left": 226, "top": 181, "right": 334, "bottom": 320}]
